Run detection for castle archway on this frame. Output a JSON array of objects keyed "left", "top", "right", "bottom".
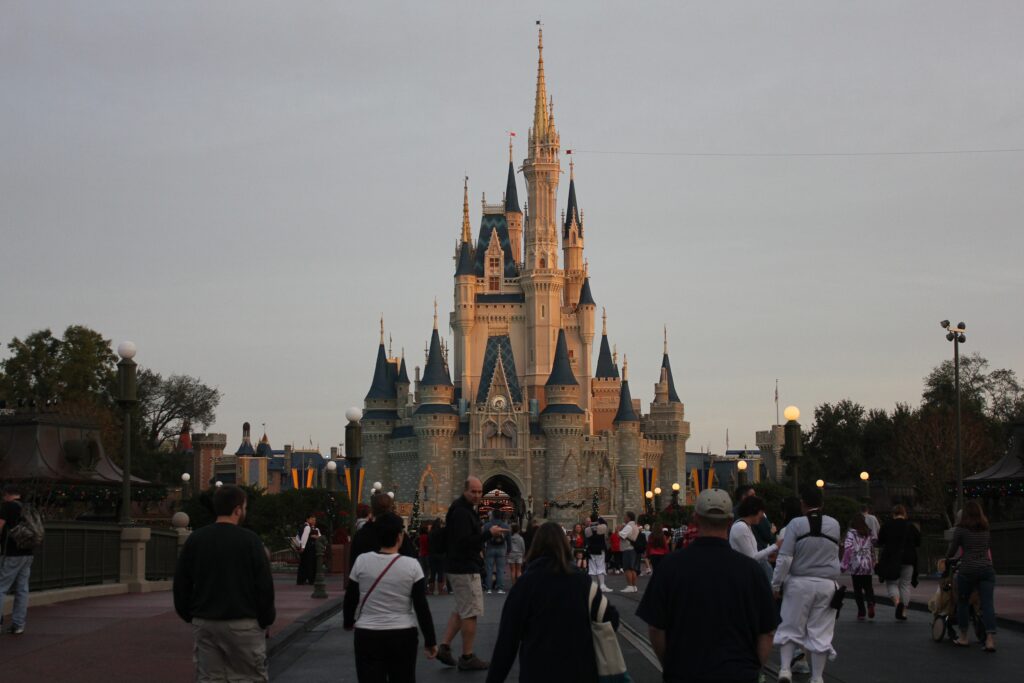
[{"left": 481, "top": 473, "right": 525, "bottom": 526}]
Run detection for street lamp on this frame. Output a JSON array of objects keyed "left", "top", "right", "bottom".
[
  {"left": 645, "top": 490, "right": 654, "bottom": 515},
  {"left": 117, "top": 341, "right": 138, "bottom": 526},
  {"left": 737, "top": 458, "right": 748, "bottom": 486},
  {"left": 345, "top": 407, "right": 363, "bottom": 529},
  {"left": 860, "top": 471, "right": 870, "bottom": 500},
  {"left": 181, "top": 472, "right": 191, "bottom": 500},
  {"left": 815, "top": 479, "right": 825, "bottom": 491},
  {"left": 654, "top": 486, "right": 662, "bottom": 513},
  {"left": 671, "top": 482, "right": 681, "bottom": 508},
  {"left": 940, "top": 320, "right": 967, "bottom": 517},
  {"left": 782, "top": 405, "right": 802, "bottom": 495},
  {"left": 215, "top": 480, "right": 223, "bottom": 488},
  {"left": 325, "top": 459, "right": 338, "bottom": 491}
]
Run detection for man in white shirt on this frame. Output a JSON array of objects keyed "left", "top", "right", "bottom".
[{"left": 617, "top": 511, "right": 640, "bottom": 593}]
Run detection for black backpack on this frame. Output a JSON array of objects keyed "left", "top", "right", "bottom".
[
  {"left": 585, "top": 525, "right": 607, "bottom": 554},
  {"left": 633, "top": 530, "right": 647, "bottom": 554}
]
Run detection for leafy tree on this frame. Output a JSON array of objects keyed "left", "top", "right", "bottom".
[
  {"left": 922, "top": 352, "right": 1024, "bottom": 426},
  {"left": 136, "top": 369, "right": 221, "bottom": 452},
  {"left": 0, "top": 326, "right": 116, "bottom": 407},
  {"left": 805, "top": 400, "right": 867, "bottom": 481}
]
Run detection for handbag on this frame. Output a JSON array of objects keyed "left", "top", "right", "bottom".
[{"left": 588, "top": 582, "right": 631, "bottom": 683}]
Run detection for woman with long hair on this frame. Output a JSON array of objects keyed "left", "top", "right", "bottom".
[
  {"left": 877, "top": 504, "right": 921, "bottom": 620},
  {"left": 841, "top": 513, "right": 876, "bottom": 620},
  {"left": 947, "top": 500, "right": 997, "bottom": 651},
  {"left": 571, "top": 523, "right": 587, "bottom": 569},
  {"left": 646, "top": 528, "right": 669, "bottom": 573},
  {"left": 486, "top": 522, "right": 620, "bottom": 683}
]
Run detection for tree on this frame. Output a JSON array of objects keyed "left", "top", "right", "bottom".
[
  {"left": 0, "top": 326, "right": 116, "bottom": 407},
  {"left": 922, "top": 352, "right": 1024, "bottom": 426},
  {"left": 136, "top": 369, "right": 221, "bottom": 452},
  {"left": 805, "top": 400, "right": 867, "bottom": 481}
]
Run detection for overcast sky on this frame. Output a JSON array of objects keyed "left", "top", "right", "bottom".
[{"left": 2, "top": 2, "right": 1022, "bottom": 456}]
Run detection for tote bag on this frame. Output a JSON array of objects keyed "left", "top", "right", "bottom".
[{"left": 588, "top": 582, "right": 631, "bottom": 683}]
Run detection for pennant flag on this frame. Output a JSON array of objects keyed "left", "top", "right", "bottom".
[
  {"left": 344, "top": 468, "right": 352, "bottom": 497},
  {"left": 306, "top": 468, "right": 315, "bottom": 489},
  {"left": 691, "top": 467, "right": 701, "bottom": 495},
  {"left": 291, "top": 469, "right": 299, "bottom": 490}
]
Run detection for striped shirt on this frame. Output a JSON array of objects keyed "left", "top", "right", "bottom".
[{"left": 946, "top": 527, "right": 992, "bottom": 574}]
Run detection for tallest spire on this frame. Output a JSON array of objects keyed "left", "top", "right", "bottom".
[
  {"left": 533, "top": 24, "right": 548, "bottom": 142},
  {"left": 461, "top": 176, "right": 471, "bottom": 243}
]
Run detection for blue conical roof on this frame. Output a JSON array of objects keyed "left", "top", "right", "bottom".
[
  {"left": 578, "top": 278, "right": 596, "bottom": 307},
  {"left": 455, "top": 241, "right": 475, "bottom": 277},
  {"left": 421, "top": 328, "right": 453, "bottom": 387},
  {"left": 505, "top": 161, "right": 520, "bottom": 213},
  {"left": 546, "top": 329, "right": 578, "bottom": 387},
  {"left": 396, "top": 357, "right": 410, "bottom": 385},
  {"left": 563, "top": 176, "right": 581, "bottom": 238},
  {"left": 614, "top": 380, "right": 639, "bottom": 422},
  {"left": 365, "top": 343, "right": 397, "bottom": 400},
  {"left": 661, "top": 353, "right": 681, "bottom": 403},
  {"left": 595, "top": 334, "right": 618, "bottom": 379}
]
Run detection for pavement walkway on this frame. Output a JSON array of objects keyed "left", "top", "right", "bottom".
[{"left": 0, "top": 574, "right": 345, "bottom": 682}]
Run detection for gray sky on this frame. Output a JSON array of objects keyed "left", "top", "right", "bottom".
[{"left": 2, "top": 1, "right": 1022, "bottom": 456}]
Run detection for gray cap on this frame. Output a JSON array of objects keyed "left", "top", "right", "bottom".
[{"left": 695, "top": 488, "right": 733, "bottom": 520}]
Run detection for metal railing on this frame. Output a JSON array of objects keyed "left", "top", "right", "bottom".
[
  {"left": 145, "top": 529, "right": 180, "bottom": 580},
  {"left": 29, "top": 522, "right": 122, "bottom": 591}
]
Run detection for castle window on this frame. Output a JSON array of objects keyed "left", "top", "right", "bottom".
[
  {"left": 489, "top": 276, "right": 500, "bottom": 291},
  {"left": 540, "top": 256, "right": 547, "bottom": 269},
  {"left": 489, "top": 256, "right": 501, "bottom": 271}
]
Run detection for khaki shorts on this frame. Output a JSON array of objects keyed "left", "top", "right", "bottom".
[{"left": 447, "top": 572, "right": 484, "bottom": 619}]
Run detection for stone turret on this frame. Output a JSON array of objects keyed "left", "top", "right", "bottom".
[
  {"left": 613, "top": 356, "right": 641, "bottom": 514},
  {"left": 646, "top": 329, "right": 691, "bottom": 497},
  {"left": 591, "top": 308, "right": 621, "bottom": 433},
  {"left": 504, "top": 143, "right": 523, "bottom": 265},
  {"left": 362, "top": 317, "right": 400, "bottom": 504},
  {"left": 453, "top": 179, "right": 477, "bottom": 398},
  {"left": 540, "top": 328, "right": 585, "bottom": 522},
  {"left": 414, "top": 310, "right": 459, "bottom": 503},
  {"left": 562, "top": 160, "right": 585, "bottom": 307}
]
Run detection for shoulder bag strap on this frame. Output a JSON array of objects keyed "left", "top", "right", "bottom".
[
  {"left": 357, "top": 555, "right": 402, "bottom": 620},
  {"left": 588, "top": 580, "right": 607, "bottom": 622}
]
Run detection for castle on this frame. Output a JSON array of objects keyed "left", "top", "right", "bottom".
[{"left": 359, "top": 29, "right": 691, "bottom": 524}]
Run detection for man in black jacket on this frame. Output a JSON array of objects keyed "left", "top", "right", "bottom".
[
  {"left": 436, "top": 476, "right": 488, "bottom": 671},
  {"left": 349, "top": 492, "right": 418, "bottom": 570},
  {"left": 173, "top": 485, "right": 276, "bottom": 682}
]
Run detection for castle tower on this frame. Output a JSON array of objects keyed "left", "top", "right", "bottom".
[
  {"left": 505, "top": 142, "right": 523, "bottom": 265},
  {"left": 414, "top": 306, "right": 459, "bottom": 503},
  {"left": 613, "top": 356, "right": 641, "bottom": 515},
  {"left": 591, "top": 308, "right": 622, "bottom": 433},
  {"left": 646, "top": 328, "right": 691, "bottom": 497},
  {"left": 396, "top": 354, "right": 411, "bottom": 415},
  {"left": 540, "top": 328, "right": 586, "bottom": 521},
  {"left": 453, "top": 179, "right": 477, "bottom": 400},
  {"left": 576, "top": 275, "right": 596, "bottom": 415},
  {"left": 562, "top": 160, "right": 585, "bottom": 307},
  {"left": 361, "top": 318, "right": 399, "bottom": 504},
  {"left": 521, "top": 26, "right": 563, "bottom": 408}
]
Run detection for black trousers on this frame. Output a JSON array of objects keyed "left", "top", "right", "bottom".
[
  {"left": 297, "top": 545, "right": 317, "bottom": 585},
  {"left": 354, "top": 627, "right": 418, "bottom": 683},
  {"left": 851, "top": 574, "right": 876, "bottom": 614}
]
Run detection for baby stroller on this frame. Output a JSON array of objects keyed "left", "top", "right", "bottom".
[{"left": 929, "top": 558, "right": 985, "bottom": 643}]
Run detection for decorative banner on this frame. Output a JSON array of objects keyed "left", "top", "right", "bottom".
[
  {"left": 344, "top": 468, "right": 352, "bottom": 498},
  {"left": 638, "top": 467, "right": 658, "bottom": 506},
  {"left": 306, "top": 467, "right": 315, "bottom": 489},
  {"left": 691, "top": 467, "right": 701, "bottom": 495},
  {"left": 291, "top": 469, "right": 299, "bottom": 490},
  {"left": 357, "top": 468, "right": 365, "bottom": 504}
]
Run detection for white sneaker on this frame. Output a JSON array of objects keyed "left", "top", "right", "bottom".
[
  {"left": 619, "top": 586, "right": 632, "bottom": 592},
  {"left": 496, "top": 589, "right": 506, "bottom": 594},
  {"left": 776, "top": 670, "right": 792, "bottom": 683},
  {"left": 486, "top": 589, "right": 493, "bottom": 594},
  {"left": 600, "top": 585, "right": 613, "bottom": 592}
]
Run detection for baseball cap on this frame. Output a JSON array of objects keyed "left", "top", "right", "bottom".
[{"left": 695, "top": 488, "right": 733, "bottom": 520}]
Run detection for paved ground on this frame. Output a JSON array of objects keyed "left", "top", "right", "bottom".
[
  {"left": 0, "top": 574, "right": 344, "bottom": 682},
  {"left": 3, "top": 568, "right": 1022, "bottom": 682}
]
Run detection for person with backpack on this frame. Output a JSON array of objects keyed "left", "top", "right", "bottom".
[
  {"left": 0, "top": 484, "right": 41, "bottom": 635},
  {"left": 482, "top": 510, "right": 511, "bottom": 594},
  {"left": 771, "top": 486, "right": 842, "bottom": 683},
  {"left": 583, "top": 514, "right": 611, "bottom": 592}
]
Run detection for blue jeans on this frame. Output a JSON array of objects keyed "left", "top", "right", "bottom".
[
  {"left": 957, "top": 566, "right": 996, "bottom": 634},
  {"left": 0, "top": 556, "right": 33, "bottom": 628},
  {"left": 484, "top": 547, "right": 506, "bottom": 591}
]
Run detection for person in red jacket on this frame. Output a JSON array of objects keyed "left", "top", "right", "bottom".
[{"left": 647, "top": 528, "right": 670, "bottom": 573}]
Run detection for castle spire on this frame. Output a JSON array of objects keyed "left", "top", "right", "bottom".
[
  {"left": 433, "top": 298, "right": 438, "bottom": 330},
  {"left": 661, "top": 334, "right": 682, "bottom": 403},
  {"left": 614, "top": 355, "right": 639, "bottom": 423},
  {"left": 379, "top": 315, "right": 385, "bottom": 345},
  {"left": 532, "top": 24, "right": 548, "bottom": 142},
  {"left": 461, "top": 176, "right": 472, "bottom": 243},
  {"left": 595, "top": 308, "right": 618, "bottom": 380},
  {"left": 421, "top": 326, "right": 452, "bottom": 387},
  {"left": 505, "top": 157, "right": 520, "bottom": 213},
  {"left": 602, "top": 307, "right": 607, "bottom": 335},
  {"left": 545, "top": 328, "right": 578, "bottom": 387},
  {"left": 563, "top": 164, "right": 580, "bottom": 237}
]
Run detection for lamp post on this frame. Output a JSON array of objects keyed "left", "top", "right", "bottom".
[
  {"left": 117, "top": 341, "right": 138, "bottom": 526},
  {"left": 737, "top": 458, "right": 748, "bottom": 486},
  {"left": 671, "top": 482, "right": 681, "bottom": 508},
  {"left": 181, "top": 472, "right": 191, "bottom": 500},
  {"left": 645, "top": 490, "right": 654, "bottom": 516},
  {"left": 860, "top": 471, "right": 870, "bottom": 500},
  {"left": 325, "top": 459, "right": 338, "bottom": 492},
  {"left": 654, "top": 486, "right": 662, "bottom": 513},
  {"left": 940, "top": 320, "right": 967, "bottom": 517},
  {"left": 781, "top": 405, "right": 803, "bottom": 494},
  {"left": 344, "top": 407, "right": 363, "bottom": 529}
]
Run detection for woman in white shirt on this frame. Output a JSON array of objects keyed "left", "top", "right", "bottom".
[
  {"left": 344, "top": 513, "right": 437, "bottom": 681},
  {"left": 729, "top": 496, "right": 780, "bottom": 564}
]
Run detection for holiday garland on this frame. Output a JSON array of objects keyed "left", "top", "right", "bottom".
[{"left": 544, "top": 499, "right": 587, "bottom": 509}]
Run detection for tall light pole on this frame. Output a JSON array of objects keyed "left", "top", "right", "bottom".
[
  {"left": 671, "top": 482, "right": 681, "bottom": 508},
  {"left": 181, "top": 472, "right": 191, "bottom": 500},
  {"left": 117, "top": 341, "right": 138, "bottom": 526},
  {"left": 654, "top": 486, "right": 662, "bottom": 513},
  {"left": 344, "top": 407, "right": 363, "bottom": 529},
  {"left": 860, "top": 471, "right": 870, "bottom": 501},
  {"left": 645, "top": 490, "right": 654, "bottom": 516},
  {"left": 737, "top": 458, "right": 748, "bottom": 486},
  {"left": 781, "top": 405, "right": 802, "bottom": 495},
  {"left": 941, "top": 320, "right": 967, "bottom": 517}
]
